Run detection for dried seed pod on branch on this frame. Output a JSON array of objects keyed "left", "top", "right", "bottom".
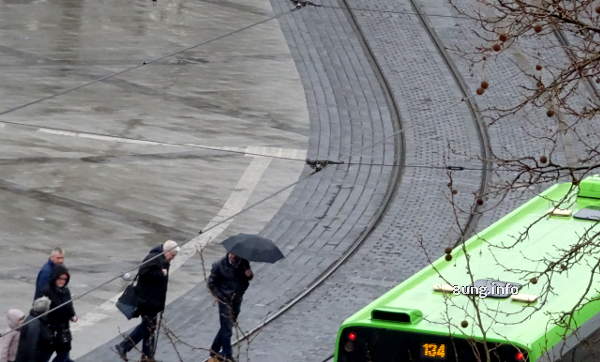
[{"left": 449, "top": 0, "right": 600, "bottom": 126}]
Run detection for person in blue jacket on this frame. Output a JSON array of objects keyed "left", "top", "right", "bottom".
[{"left": 34, "top": 248, "right": 65, "bottom": 300}]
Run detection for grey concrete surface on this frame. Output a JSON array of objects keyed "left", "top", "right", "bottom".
[
  {"left": 0, "top": 0, "right": 309, "bottom": 357},
  {"left": 2, "top": 0, "right": 592, "bottom": 361},
  {"left": 80, "top": 0, "right": 400, "bottom": 360}
]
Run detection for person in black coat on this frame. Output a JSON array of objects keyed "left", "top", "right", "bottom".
[
  {"left": 115, "top": 240, "right": 179, "bottom": 362},
  {"left": 207, "top": 253, "right": 253, "bottom": 362},
  {"left": 15, "top": 297, "right": 53, "bottom": 362},
  {"left": 42, "top": 265, "right": 77, "bottom": 362}
]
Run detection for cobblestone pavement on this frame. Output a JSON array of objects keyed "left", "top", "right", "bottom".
[
  {"left": 79, "top": 0, "right": 597, "bottom": 361},
  {"left": 79, "top": 0, "right": 399, "bottom": 360},
  {"left": 225, "top": 0, "right": 584, "bottom": 360}
]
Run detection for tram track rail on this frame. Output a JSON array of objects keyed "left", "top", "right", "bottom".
[
  {"left": 319, "top": 0, "right": 492, "bottom": 359},
  {"left": 319, "top": 4, "right": 600, "bottom": 362},
  {"left": 403, "top": 0, "right": 492, "bottom": 248},
  {"left": 199, "top": 0, "right": 407, "bottom": 360}
]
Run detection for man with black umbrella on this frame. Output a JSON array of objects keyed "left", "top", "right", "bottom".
[{"left": 207, "top": 252, "right": 253, "bottom": 362}]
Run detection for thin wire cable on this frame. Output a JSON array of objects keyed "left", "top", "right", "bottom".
[
  {"left": 318, "top": 3, "right": 469, "bottom": 19},
  {"left": 1, "top": 120, "right": 309, "bottom": 162},
  {"left": 0, "top": 9, "right": 294, "bottom": 118},
  {"left": 0, "top": 0, "right": 575, "bottom": 339},
  {"left": 0, "top": 167, "right": 327, "bottom": 338},
  {"left": 0, "top": 117, "right": 566, "bottom": 172},
  {"left": 0, "top": 0, "right": 505, "bottom": 166},
  {"left": 346, "top": 162, "right": 497, "bottom": 171}
]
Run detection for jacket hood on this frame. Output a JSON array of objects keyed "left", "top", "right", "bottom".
[
  {"left": 50, "top": 264, "right": 70, "bottom": 287},
  {"left": 6, "top": 308, "right": 24, "bottom": 329}
]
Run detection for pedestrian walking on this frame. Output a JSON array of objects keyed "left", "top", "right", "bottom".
[
  {"left": 35, "top": 248, "right": 65, "bottom": 300},
  {"left": 207, "top": 252, "right": 253, "bottom": 362},
  {"left": 0, "top": 309, "right": 25, "bottom": 362},
  {"left": 42, "top": 265, "right": 78, "bottom": 362},
  {"left": 15, "top": 297, "right": 53, "bottom": 362},
  {"left": 115, "top": 240, "right": 179, "bottom": 362}
]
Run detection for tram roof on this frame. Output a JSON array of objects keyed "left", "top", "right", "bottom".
[{"left": 342, "top": 177, "right": 600, "bottom": 354}]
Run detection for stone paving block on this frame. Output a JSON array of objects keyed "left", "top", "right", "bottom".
[{"left": 80, "top": 0, "right": 397, "bottom": 360}]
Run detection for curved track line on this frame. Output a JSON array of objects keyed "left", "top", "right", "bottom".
[
  {"left": 320, "top": 0, "right": 491, "bottom": 359},
  {"left": 202, "top": 0, "right": 407, "bottom": 359}
]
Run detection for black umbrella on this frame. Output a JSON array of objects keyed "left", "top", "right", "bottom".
[{"left": 222, "top": 234, "right": 284, "bottom": 263}]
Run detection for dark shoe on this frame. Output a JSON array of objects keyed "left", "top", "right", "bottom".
[
  {"left": 140, "top": 356, "right": 158, "bottom": 362},
  {"left": 113, "top": 344, "right": 128, "bottom": 361},
  {"left": 208, "top": 350, "right": 225, "bottom": 361},
  {"left": 208, "top": 355, "right": 228, "bottom": 362}
]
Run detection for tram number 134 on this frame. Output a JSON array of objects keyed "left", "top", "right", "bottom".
[{"left": 421, "top": 343, "right": 447, "bottom": 359}]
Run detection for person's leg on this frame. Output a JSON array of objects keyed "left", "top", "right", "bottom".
[
  {"left": 119, "top": 316, "right": 147, "bottom": 352},
  {"left": 39, "top": 348, "right": 54, "bottom": 362},
  {"left": 51, "top": 351, "right": 70, "bottom": 362},
  {"left": 51, "top": 329, "right": 73, "bottom": 362},
  {"left": 210, "top": 325, "right": 223, "bottom": 357},
  {"left": 210, "top": 302, "right": 230, "bottom": 358},
  {"left": 232, "top": 299, "right": 242, "bottom": 321},
  {"left": 219, "top": 302, "right": 235, "bottom": 359},
  {"left": 141, "top": 314, "right": 158, "bottom": 357},
  {"left": 50, "top": 344, "right": 72, "bottom": 362}
]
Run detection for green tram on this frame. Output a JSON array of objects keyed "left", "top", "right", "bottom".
[{"left": 335, "top": 176, "right": 600, "bottom": 362}]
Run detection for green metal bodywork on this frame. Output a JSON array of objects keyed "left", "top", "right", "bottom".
[{"left": 335, "top": 180, "right": 600, "bottom": 361}]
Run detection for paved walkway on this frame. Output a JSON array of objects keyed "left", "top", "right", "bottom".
[
  {"left": 221, "top": 0, "right": 584, "bottom": 360},
  {"left": 0, "top": 0, "right": 309, "bottom": 357},
  {"left": 12, "top": 0, "right": 591, "bottom": 360},
  {"left": 79, "top": 0, "right": 398, "bottom": 360}
]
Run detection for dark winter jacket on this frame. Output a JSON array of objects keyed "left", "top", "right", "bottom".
[
  {"left": 207, "top": 255, "right": 252, "bottom": 303},
  {"left": 42, "top": 265, "right": 76, "bottom": 330},
  {"left": 14, "top": 311, "right": 52, "bottom": 362},
  {"left": 34, "top": 260, "right": 56, "bottom": 300},
  {"left": 135, "top": 245, "right": 170, "bottom": 315}
]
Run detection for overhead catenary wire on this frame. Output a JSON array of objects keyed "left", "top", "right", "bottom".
[
  {"left": 318, "top": 3, "right": 470, "bottom": 19},
  {"left": 0, "top": 10, "right": 313, "bottom": 336},
  {"left": 0, "top": 120, "right": 310, "bottom": 162},
  {"left": 0, "top": 120, "right": 559, "bottom": 173},
  {"left": 0, "top": 9, "right": 294, "bottom": 118},
  {"left": 0, "top": 0, "right": 530, "bottom": 169},
  {"left": 0, "top": 165, "right": 328, "bottom": 339},
  {"left": 0, "top": 43, "right": 529, "bottom": 170},
  {"left": 0, "top": 0, "right": 581, "bottom": 340},
  {"left": 289, "top": 0, "right": 469, "bottom": 19}
]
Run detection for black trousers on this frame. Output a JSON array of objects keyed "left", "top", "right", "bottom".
[{"left": 120, "top": 313, "right": 158, "bottom": 357}]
